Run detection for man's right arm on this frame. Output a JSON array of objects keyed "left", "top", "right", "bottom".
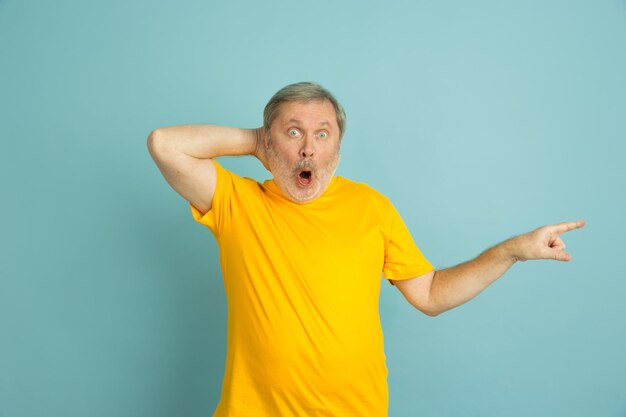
[{"left": 146, "top": 124, "right": 267, "bottom": 214}]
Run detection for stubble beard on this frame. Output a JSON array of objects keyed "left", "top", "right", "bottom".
[{"left": 266, "top": 144, "right": 340, "bottom": 203}]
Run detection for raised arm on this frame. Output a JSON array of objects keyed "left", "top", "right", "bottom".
[
  {"left": 147, "top": 124, "right": 268, "bottom": 214},
  {"left": 391, "top": 220, "right": 586, "bottom": 316}
]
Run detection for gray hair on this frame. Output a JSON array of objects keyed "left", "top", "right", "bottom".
[{"left": 263, "top": 82, "right": 347, "bottom": 141}]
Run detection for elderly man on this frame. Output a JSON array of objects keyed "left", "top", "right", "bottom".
[{"left": 147, "top": 82, "right": 584, "bottom": 417}]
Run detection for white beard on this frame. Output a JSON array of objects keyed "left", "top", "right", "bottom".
[{"left": 266, "top": 145, "right": 340, "bottom": 203}]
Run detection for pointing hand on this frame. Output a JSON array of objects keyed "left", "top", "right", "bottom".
[{"left": 510, "top": 220, "right": 586, "bottom": 262}]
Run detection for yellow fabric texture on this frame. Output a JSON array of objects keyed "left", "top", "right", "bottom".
[{"left": 190, "top": 160, "right": 434, "bottom": 417}]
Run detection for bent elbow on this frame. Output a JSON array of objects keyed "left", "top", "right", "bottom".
[
  {"left": 405, "top": 297, "right": 444, "bottom": 317},
  {"left": 416, "top": 303, "right": 445, "bottom": 317},
  {"left": 423, "top": 308, "right": 441, "bottom": 318},
  {"left": 147, "top": 128, "right": 173, "bottom": 160},
  {"left": 147, "top": 129, "right": 162, "bottom": 154}
]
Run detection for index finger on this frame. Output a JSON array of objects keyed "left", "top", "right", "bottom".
[{"left": 553, "top": 219, "right": 586, "bottom": 234}]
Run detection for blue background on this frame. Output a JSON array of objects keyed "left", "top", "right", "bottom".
[{"left": 1, "top": 0, "right": 625, "bottom": 416}]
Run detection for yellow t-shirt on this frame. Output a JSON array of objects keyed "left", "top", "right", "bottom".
[{"left": 190, "top": 160, "right": 433, "bottom": 417}]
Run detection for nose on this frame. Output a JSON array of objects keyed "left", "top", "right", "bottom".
[{"left": 300, "top": 136, "right": 314, "bottom": 158}]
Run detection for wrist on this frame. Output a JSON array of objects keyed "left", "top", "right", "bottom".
[
  {"left": 254, "top": 127, "right": 266, "bottom": 153},
  {"left": 497, "top": 238, "right": 522, "bottom": 264},
  {"left": 238, "top": 128, "right": 257, "bottom": 155},
  {"left": 249, "top": 126, "right": 270, "bottom": 171}
]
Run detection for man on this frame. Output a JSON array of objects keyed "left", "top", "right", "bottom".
[{"left": 147, "top": 82, "right": 584, "bottom": 417}]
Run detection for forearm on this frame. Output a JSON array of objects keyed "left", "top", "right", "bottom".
[
  {"left": 428, "top": 238, "right": 518, "bottom": 315},
  {"left": 148, "top": 124, "right": 259, "bottom": 160}
]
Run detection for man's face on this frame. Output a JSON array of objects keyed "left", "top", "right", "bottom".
[{"left": 266, "top": 99, "right": 341, "bottom": 203}]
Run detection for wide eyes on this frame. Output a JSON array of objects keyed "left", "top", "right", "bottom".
[{"left": 287, "top": 129, "right": 329, "bottom": 139}]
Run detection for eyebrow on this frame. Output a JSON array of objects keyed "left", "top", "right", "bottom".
[{"left": 286, "top": 119, "right": 331, "bottom": 127}]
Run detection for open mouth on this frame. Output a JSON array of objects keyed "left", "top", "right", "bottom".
[{"left": 297, "top": 170, "right": 313, "bottom": 186}]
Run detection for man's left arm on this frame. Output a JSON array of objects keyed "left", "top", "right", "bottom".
[{"left": 391, "top": 220, "right": 586, "bottom": 317}]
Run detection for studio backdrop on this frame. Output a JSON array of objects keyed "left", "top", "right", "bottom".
[{"left": 1, "top": 1, "right": 625, "bottom": 416}]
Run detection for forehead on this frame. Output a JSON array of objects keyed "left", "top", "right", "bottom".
[{"left": 275, "top": 99, "right": 338, "bottom": 129}]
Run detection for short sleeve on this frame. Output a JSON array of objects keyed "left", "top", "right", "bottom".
[
  {"left": 189, "top": 160, "right": 233, "bottom": 237},
  {"left": 383, "top": 204, "right": 434, "bottom": 285}
]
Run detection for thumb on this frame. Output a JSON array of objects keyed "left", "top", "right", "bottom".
[{"left": 550, "top": 249, "right": 572, "bottom": 262}]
